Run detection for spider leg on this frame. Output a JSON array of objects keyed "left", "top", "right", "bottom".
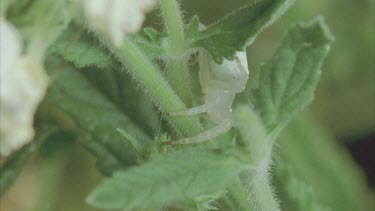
[
  {"left": 169, "top": 104, "right": 207, "bottom": 116},
  {"left": 165, "top": 119, "right": 233, "bottom": 145},
  {"left": 235, "top": 57, "right": 248, "bottom": 75}
]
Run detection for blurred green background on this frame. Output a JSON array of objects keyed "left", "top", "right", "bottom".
[{"left": 2, "top": 0, "right": 374, "bottom": 210}]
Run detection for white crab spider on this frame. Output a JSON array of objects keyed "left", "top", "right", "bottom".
[{"left": 166, "top": 49, "right": 249, "bottom": 145}]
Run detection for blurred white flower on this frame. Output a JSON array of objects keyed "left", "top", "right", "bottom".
[
  {"left": 82, "top": 0, "right": 158, "bottom": 47},
  {"left": 0, "top": 18, "right": 48, "bottom": 156}
]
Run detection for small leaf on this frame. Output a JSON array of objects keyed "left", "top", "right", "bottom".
[
  {"left": 186, "top": 15, "right": 200, "bottom": 43},
  {"left": 248, "top": 17, "right": 334, "bottom": 134},
  {"left": 129, "top": 28, "right": 167, "bottom": 60},
  {"left": 87, "top": 150, "right": 243, "bottom": 210},
  {"left": 190, "top": 0, "right": 294, "bottom": 63},
  {"left": 234, "top": 106, "right": 269, "bottom": 165},
  {"left": 49, "top": 24, "right": 114, "bottom": 68},
  {"left": 143, "top": 27, "right": 165, "bottom": 42},
  {"left": 116, "top": 128, "right": 143, "bottom": 154}
]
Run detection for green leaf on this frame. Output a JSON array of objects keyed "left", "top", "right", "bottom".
[
  {"left": 49, "top": 24, "right": 114, "bottom": 69},
  {"left": 0, "top": 124, "right": 59, "bottom": 198},
  {"left": 186, "top": 15, "right": 200, "bottom": 44},
  {"left": 129, "top": 28, "right": 167, "bottom": 60},
  {"left": 45, "top": 57, "right": 153, "bottom": 175},
  {"left": 189, "top": 0, "right": 294, "bottom": 63},
  {"left": 248, "top": 17, "right": 334, "bottom": 135},
  {"left": 50, "top": 25, "right": 161, "bottom": 135},
  {"left": 87, "top": 150, "right": 243, "bottom": 210}
]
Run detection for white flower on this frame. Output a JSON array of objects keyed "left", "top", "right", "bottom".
[
  {"left": 82, "top": 0, "right": 158, "bottom": 47},
  {"left": 0, "top": 18, "right": 49, "bottom": 156}
]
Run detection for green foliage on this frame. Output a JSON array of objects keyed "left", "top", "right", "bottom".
[
  {"left": 97, "top": 33, "right": 203, "bottom": 137},
  {"left": 129, "top": 27, "right": 167, "bottom": 60},
  {"left": 248, "top": 17, "right": 334, "bottom": 136},
  {"left": 49, "top": 25, "right": 114, "bottom": 69},
  {"left": 216, "top": 177, "right": 254, "bottom": 211},
  {"left": 231, "top": 18, "right": 335, "bottom": 211},
  {"left": 87, "top": 150, "right": 243, "bottom": 210},
  {"left": 2, "top": 1, "right": 372, "bottom": 211},
  {"left": 234, "top": 106, "right": 269, "bottom": 165},
  {"left": 49, "top": 24, "right": 161, "bottom": 135},
  {"left": 45, "top": 57, "right": 153, "bottom": 175},
  {"left": 189, "top": 0, "right": 295, "bottom": 63}
]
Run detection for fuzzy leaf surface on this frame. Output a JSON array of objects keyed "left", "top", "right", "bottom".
[
  {"left": 248, "top": 17, "right": 334, "bottom": 134},
  {"left": 129, "top": 27, "right": 167, "bottom": 60},
  {"left": 49, "top": 24, "right": 114, "bottom": 68},
  {"left": 87, "top": 150, "right": 243, "bottom": 210},
  {"left": 189, "top": 0, "right": 294, "bottom": 63},
  {"left": 45, "top": 57, "right": 153, "bottom": 175},
  {"left": 50, "top": 25, "right": 161, "bottom": 134},
  {"left": 50, "top": 24, "right": 165, "bottom": 65}
]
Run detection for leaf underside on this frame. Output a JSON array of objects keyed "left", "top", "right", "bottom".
[
  {"left": 190, "top": 0, "right": 295, "bottom": 63},
  {"left": 248, "top": 16, "right": 334, "bottom": 133}
]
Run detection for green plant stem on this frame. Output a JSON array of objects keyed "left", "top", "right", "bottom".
[
  {"left": 160, "top": 0, "right": 193, "bottom": 105},
  {"left": 167, "top": 59, "right": 192, "bottom": 106},
  {"left": 160, "top": 0, "right": 185, "bottom": 53},
  {"left": 226, "top": 178, "right": 256, "bottom": 211},
  {"left": 249, "top": 170, "right": 280, "bottom": 211},
  {"left": 234, "top": 106, "right": 280, "bottom": 211},
  {"left": 104, "top": 35, "right": 201, "bottom": 136}
]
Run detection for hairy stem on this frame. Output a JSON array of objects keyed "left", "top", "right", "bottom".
[
  {"left": 234, "top": 106, "right": 280, "bottom": 211},
  {"left": 226, "top": 177, "right": 256, "bottom": 211},
  {"left": 97, "top": 33, "right": 201, "bottom": 136},
  {"left": 160, "top": 0, "right": 193, "bottom": 105},
  {"left": 160, "top": 0, "right": 184, "bottom": 53},
  {"left": 167, "top": 59, "right": 192, "bottom": 106},
  {"left": 248, "top": 170, "right": 280, "bottom": 211}
]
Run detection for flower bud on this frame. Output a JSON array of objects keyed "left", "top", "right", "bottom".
[
  {"left": 0, "top": 18, "right": 48, "bottom": 156},
  {"left": 81, "top": 0, "right": 158, "bottom": 47}
]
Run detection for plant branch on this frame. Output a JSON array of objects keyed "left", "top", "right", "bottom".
[
  {"left": 160, "top": 0, "right": 193, "bottom": 105},
  {"left": 234, "top": 106, "right": 280, "bottom": 211},
  {"left": 96, "top": 32, "right": 202, "bottom": 137},
  {"left": 226, "top": 177, "right": 256, "bottom": 211},
  {"left": 248, "top": 168, "right": 280, "bottom": 211},
  {"left": 160, "top": 0, "right": 185, "bottom": 54}
]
